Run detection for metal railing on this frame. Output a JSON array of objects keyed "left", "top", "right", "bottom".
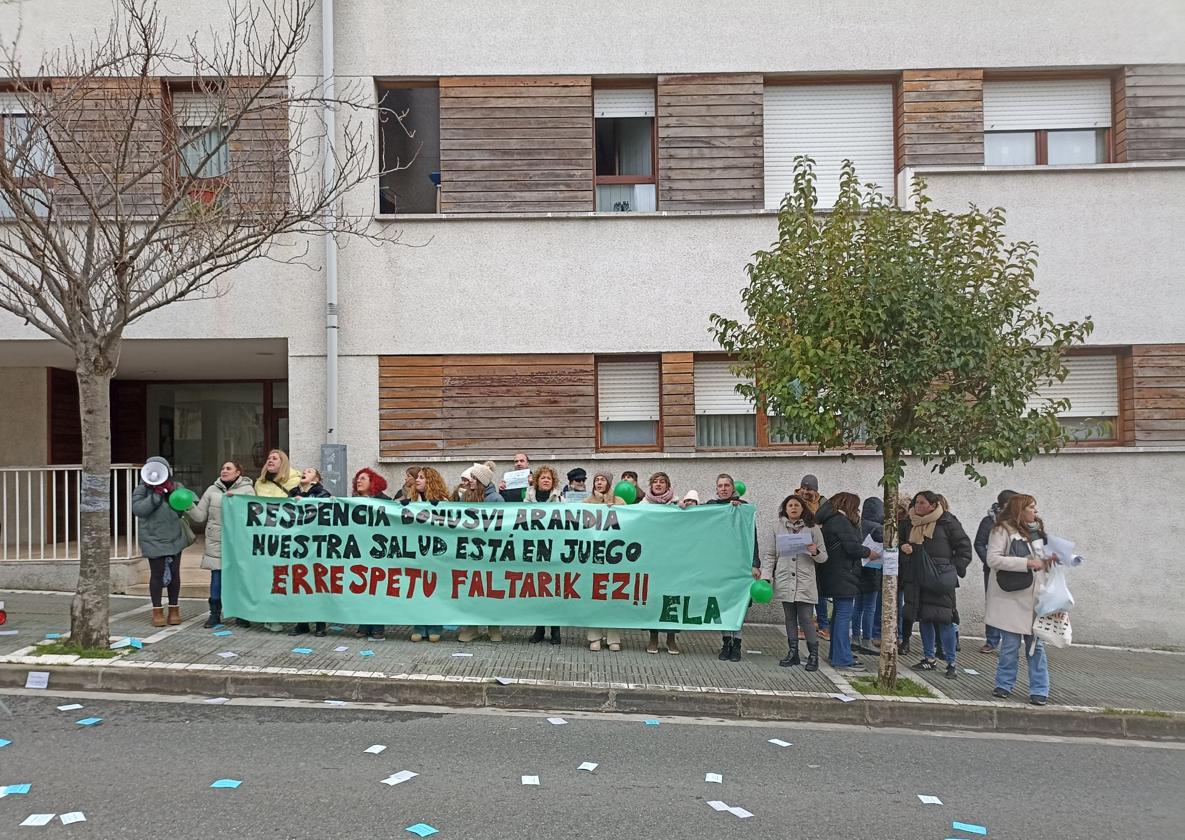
[{"left": 0, "top": 465, "right": 142, "bottom": 562}]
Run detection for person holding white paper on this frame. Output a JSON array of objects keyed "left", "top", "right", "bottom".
[
  {"left": 985, "top": 493, "right": 1053, "bottom": 706},
  {"left": 527, "top": 465, "right": 564, "bottom": 646},
  {"left": 498, "top": 453, "right": 531, "bottom": 502},
  {"left": 760, "top": 494, "right": 827, "bottom": 670}
]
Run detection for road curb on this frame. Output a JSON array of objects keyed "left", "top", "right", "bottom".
[{"left": 2, "top": 663, "right": 1183, "bottom": 741}]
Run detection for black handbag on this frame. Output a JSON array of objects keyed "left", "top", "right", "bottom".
[
  {"left": 997, "top": 537, "right": 1035, "bottom": 592},
  {"left": 916, "top": 544, "right": 957, "bottom": 594}
]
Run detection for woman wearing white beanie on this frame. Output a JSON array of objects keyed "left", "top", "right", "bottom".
[
  {"left": 584, "top": 471, "right": 628, "bottom": 652},
  {"left": 458, "top": 462, "right": 506, "bottom": 642}
]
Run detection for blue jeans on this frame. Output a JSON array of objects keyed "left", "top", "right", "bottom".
[
  {"left": 210, "top": 569, "right": 221, "bottom": 600},
  {"left": 872, "top": 589, "right": 883, "bottom": 640},
  {"left": 995, "top": 631, "right": 1050, "bottom": 697},
  {"left": 413, "top": 625, "right": 442, "bottom": 637},
  {"left": 816, "top": 595, "right": 830, "bottom": 630},
  {"left": 828, "top": 596, "right": 856, "bottom": 666},
  {"left": 853, "top": 591, "right": 878, "bottom": 641},
  {"left": 920, "top": 621, "right": 958, "bottom": 666},
  {"left": 982, "top": 565, "right": 1002, "bottom": 649}
]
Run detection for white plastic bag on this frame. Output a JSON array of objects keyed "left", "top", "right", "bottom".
[
  {"left": 1036, "top": 564, "right": 1074, "bottom": 617},
  {"left": 1033, "top": 611, "right": 1072, "bottom": 648}
]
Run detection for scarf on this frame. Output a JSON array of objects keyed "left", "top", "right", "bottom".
[
  {"left": 218, "top": 478, "right": 237, "bottom": 492},
  {"left": 908, "top": 506, "right": 944, "bottom": 543},
  {"left": 787, "top": 518, "right": 805, "bottom": 533},
  {"left": 585, "top": 490, "right": 617, "bottom": 505},
  {"left": 644, "top": 485, "right": 675, "bottom": 505}
]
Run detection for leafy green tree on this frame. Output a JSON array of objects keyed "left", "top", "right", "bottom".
[{"left": 711, "top": 159, "right": 1093, "bottom": 686}]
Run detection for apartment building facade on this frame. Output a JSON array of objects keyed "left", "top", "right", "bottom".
[{"left": 1, "top": 1, "right": 1183, "bottom": 643}]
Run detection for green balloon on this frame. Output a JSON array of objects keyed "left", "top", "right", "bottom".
[
  {"left": 613, "top": 481, "right": 637, "bottom": 504},
  {"left": 750, "top": 579, "right": 773, "bottom": 604},
  {"left": 734, "top": 480, "right": 746, "bottom": 497},
  {"left": 168, "top": 487, "right": 195, "bottom": 512}
]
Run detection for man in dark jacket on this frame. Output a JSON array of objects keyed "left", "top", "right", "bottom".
[
  {"left": 706, "top": 473, "right": 760, "bottom": 663},
  {"left": 973, "top": 489, "right": 1017, "bottom": 654}
]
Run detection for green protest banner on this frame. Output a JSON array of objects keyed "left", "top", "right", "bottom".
[{"left": 221, "top": 497, "right": 756, "bottom": 630}]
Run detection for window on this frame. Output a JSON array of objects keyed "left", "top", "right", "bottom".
[
  {"left": 1027, "top": 354, "right": 1120, "bottom": 441},
  {"left": 763, "top": 83, "right": 895, "bottom": 208},
  {"left": 171, "top": 92, "right": 230, "bottom": 179},
  {"left": 0, "top": 92, "right": 53, "bottom": 217},
  {"left": 983, "top": 79, "right": 1111, "bottom": 166},
  {"left": 378, "top": 83, "right": 440, "bottom": 214},
  {"left": 594, "top": 88, "right": 656, "bottom": 212},
  {"left": 597, "top": 359, "right": 659, "bottom": 447},
  {"left": 694, "top": 359, "right": 756, "bottom": 447}
]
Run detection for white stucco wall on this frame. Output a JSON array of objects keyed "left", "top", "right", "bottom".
[{"left": 3, "top": 2, "right": 1183, "bottom": 78}]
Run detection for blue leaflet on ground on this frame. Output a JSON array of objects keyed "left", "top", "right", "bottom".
[
  {"left": 952, "top": 822, "right": 988, "bottom": 835},
  {"left": 291, "top": 647, "right": 314, "bottom": 654},
  {"left": 2, "top": 783, "right": 32, "bottom": 794},
  {"left": 210, "top": 779, "right": 242, "bottom": 789},
  {"left": 359, "top": 650, "right": 375, "bottom": 656},
  {"left": 76, "top": 718, "right": 103, "bottom": 726},
  {"left": 0, "top": 739, "right": 10, "bottom": 748},
  {"left": 406, "top": 824, "right": 439, "bottom": 837},
  {"left": 644, "top": 720, "right": 660, "bottom": 726},
  {"left": 44, "top": 633, "right": 65, "bottom": 639},
  {"left": 213, "top": 630, "right": 233, "bottom": 637}
]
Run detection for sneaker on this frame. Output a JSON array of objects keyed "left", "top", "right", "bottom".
[
  {"left": 487, "top": 629, "right": 503, "bottom": 643},
  {"left": 608, "top": 643, "right": 622, "bottom": 652},
  {"left": 979, "top": 643, "right": 997, "bottom": 654},
  {"left": 646, "top": 631, "right": 660, "bottom": 654},
  {"left": 913, "top": 658, "right": 937, "bottom": 671},
  {"left": 992, "top": 687, "right": 1011, "bottom": 699},
  {"left": 945, "top": 664, "right": 958, "bottom": 679},
  {"left": 838, "top": 661, "right": 867, "bottom": 674},
  {"left": 589, "top": 640, "right": 602, "bottom": 652},
  {"left": 428, "top": 634, "right": 441, "bottom": 643},
  {"left": 410, "top": 633, "right": 423, "bottom": 642},
  {"left": 666, "top": 635, "right": 680, "bottom": 655},
  {"left": 457, "top": 628, "right": 479, "bottom": 643},
  {"left": 368, "top": 632, "right": 385, "bottom": 642},
  {"left": 1029, "top": 695, "right": 1048, "bottom": 706}
]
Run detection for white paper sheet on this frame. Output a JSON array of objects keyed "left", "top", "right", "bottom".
[
  {"left": 728, "top": 806, "right": 754, "bottom": 819},
  {"left": 917, "top": 794, "right": 943, "bottom": 805},
  {"left": 776, "top": 531, "right": 813, "bottom": 556},
  {"left": 881, "top": 550, "right": 899, "bottom": 576},
  {"left": 59, "top": 813, "right": 86, "bottom": 825},
  {"left": 706, "top": 800, "right": 730, "bottom": 812},
  {"left": 578, "top": 762, "right": 598, "bottom": 772},
  {"left": 20, "top": 814, "right": 55, "bottom": 827},
  {"left": 381, "top": 770, "right": 418, "bottom": 786},
  {"left": 767, "top": 738, "right": 791, "bottom": 747},
  {"left": 521, "top": 775, "right": 540, "bottom": 786},
  {"left": 364, "top": 744, "right": 387, "bottom": 755},
  {"left": 25, "top": 671, "right": 48, "bottom": 689},
  {"left": 56, "top": 703, "right": 83, "bottom": 711},
  {"left": 547, "top": 717, "right": 567, "bottom": 726},
  {"left": 503, "top": 469, "right": 531, "bottom": 490},
  {"left": 705, "top": 772, "right": 723, "bottom": 783}
]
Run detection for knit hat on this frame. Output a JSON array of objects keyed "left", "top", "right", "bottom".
[
  {"left": 593, "top": 470, "right": 613, "bottom": 486},
  {"left": 799, "top": 474, "right": 819, "bottom": 492},
  {"left": 469, "top": 460, "right": 496, "bottom": 487},
  {"left": 566, "top": 467, "right": 587, "bottom": 482},
  {"left": 682, "top": 490, "right": 700, "bottom": 504},
  {"left": 460, "top": 467, "right": 473, "bottom": 482}
]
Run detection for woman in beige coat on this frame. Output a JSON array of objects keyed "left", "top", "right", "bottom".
[
  {"left": 584, "top": 471, "right": 627, "bottom": 652},
  {"left": 186, "top": 462, "right": 255, "bottom": 628},
  {"left": 985, "top": 493, "right": 1052, "bottom": 705},
  {"left": 761, "top": 494, "right": 827, "bottom": 671}
]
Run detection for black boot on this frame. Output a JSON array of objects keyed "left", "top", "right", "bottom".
[
  {"left": 529, "top": 626, "right": 545, "bottom": 644},
  {"left": 718, "top": 636, "right": 731, "bottom": 661},
  {"left": 288, "top": 622, "right": 310, "bottom": 636},
  {"left": 728, "top": 638, "right": 742, "bottom": 662},
  {"left": 203, "top": 599, "right": 221, "bottom": 629},
  {"left": 779, "top": 640, "right": 801, "bottom": 667},
  {"left": 805, "top": 641, "right": 819, "bottom": 671},
  {"left": 549, "top": 627, "right": 561, "bottom": 645}
]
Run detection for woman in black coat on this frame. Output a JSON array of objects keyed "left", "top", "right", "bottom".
[
  {"left": 817, "top": 492, "right": 879, "bottom": 674},
  {"left": 898, "top": 490, "right": 973, "bottom": 679}
]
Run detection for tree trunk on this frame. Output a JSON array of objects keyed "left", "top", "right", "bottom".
[
  {"left": 70, "top": 356, "right": 114, "bottom": 649},
  {"left": 877, "top": 447, "right": 900, "bottom": 688}
]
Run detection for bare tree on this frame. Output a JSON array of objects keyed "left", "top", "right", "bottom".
[{"left": 0, "top": 0, "right": 394, "bottom": 647}]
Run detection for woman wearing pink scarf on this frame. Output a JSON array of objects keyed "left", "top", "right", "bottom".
[{"left": 640, "top": 472, "right": 680, "bottom": 654}]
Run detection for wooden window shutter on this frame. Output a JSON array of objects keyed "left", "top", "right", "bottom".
[
  {"left": 1113, "top": 66, "right": 1185, "bottom": 163},
  {"left": 1130, "top": 344, "right": 1185, "bottom": 445},
  {"left": 897, "top": 70, "right": 985, "bottom": 167},
  {"left": 438, "top": 76, "right": 594, "bottom": 213},
  {"left": 379, "top": 355, "right": 596, "bottom": 459},
  {"left": 763, "top": 83, "right": 895, "bottom": 208},
  {"left": 656, "top": 73, "right": 763, "bottom": 210},
  {"left": 983, "top": 79, "right": 1112, "bottom": 131},
  {"left": 661, "top": 352, "right": 695, "bottom": 452}
]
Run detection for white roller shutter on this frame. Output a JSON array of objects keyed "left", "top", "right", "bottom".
[
  {"left": 0, "top": 92, "right": 26, "bottom": 114},
  {"left": 1027, "top": 355, "right": 1119, "bottom": 417},
  {"left": 598, "top": 360, "right": 660, "bottom": 421},
  {"left": 763, "top": 83, "right": 895, "bottom": 209},
  {"left": 172, "top": 92, "right": 224, "bottom": 126},
  {"left": 594, "top": 88, "right": 655, "bottom": 119},
  {"left": 694, "top": 360, "right": 755, "bottom": 415},
  {"left": 983, "top": 79, "right": 1111, "bottom": 131}
]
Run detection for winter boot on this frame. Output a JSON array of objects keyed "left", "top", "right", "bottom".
[
  {"left": 529, "top": 626, "right": 546, "bottom": 644},
  {"left": 646, "top": 630, "right": 660, "bottom": 654},
  {"left": 728, "top": 638, "right": 742, "bottom": 662},
  {"left": 779, "top": 640, "right": 801, "bottom": 667},
  {"left": 549, "top": 627, "right": 561, "bottom": 646},
  {"left": 805, "top": 641, "right": 820, "bottom": 672},
  {"left": 718, "top": 636, "right": 731, "bottom": 661},
  {"left": 203, "top": 599, "right": 221, "bottom": 629},
  {"left": 665, "top": 632, "right": 680, "bottom": 655},
  {"left": 151, "top": 607, "right": 166, "bottom": 627},
  {"left": 166, "top": 605, "right": 181, "bottom": 625}
]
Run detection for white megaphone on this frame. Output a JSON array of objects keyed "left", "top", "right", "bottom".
[{"left": 140, "top": 457, "right": 171, "bottom": 487}]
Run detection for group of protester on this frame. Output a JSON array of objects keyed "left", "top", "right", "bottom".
[{"left": 131, "top": 450, "right": 1059, "bottom": 705}]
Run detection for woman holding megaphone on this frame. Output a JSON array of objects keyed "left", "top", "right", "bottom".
[{"left": 132, "top": 456, "right": 194, "bottom": 627}]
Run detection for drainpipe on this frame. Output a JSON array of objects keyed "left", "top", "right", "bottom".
[{"left": 322, "top": 0, "right": 338, "bottom": 443}]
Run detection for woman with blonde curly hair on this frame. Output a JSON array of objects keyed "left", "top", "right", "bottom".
[
  {"left": 409, "top": 467, "right": 450, "bottom": 642},
  {"left": 526, "top": 465, "right": 564, "bottom": 645}
]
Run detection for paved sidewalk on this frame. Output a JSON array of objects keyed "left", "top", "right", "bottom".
[{"left": 2, "top": 590, "right": 1183, "bottom": 737}]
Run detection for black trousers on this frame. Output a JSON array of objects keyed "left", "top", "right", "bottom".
[{"left": 147, "top": 555, "right": 181, "bottom": 607}]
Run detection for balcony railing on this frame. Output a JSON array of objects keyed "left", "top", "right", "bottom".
[{"left": 0, "top": 465, "right": 142, "bottom": 562}]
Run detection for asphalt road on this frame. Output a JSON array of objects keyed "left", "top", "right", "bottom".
[{"left": 0, "top": 692, "right": 1182, "bottom": 839}]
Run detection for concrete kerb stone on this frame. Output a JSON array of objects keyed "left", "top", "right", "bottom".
[{"left": 3, "top": 663, "right": 1185, "bottom": 741}]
